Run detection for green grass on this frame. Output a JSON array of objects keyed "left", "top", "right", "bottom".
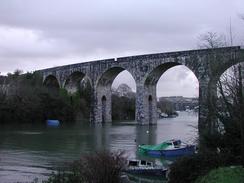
[{"left": 196, "top": 167, "right": 244, "bottom": 183}]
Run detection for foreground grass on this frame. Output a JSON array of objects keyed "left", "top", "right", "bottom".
[{"left": 196, "top": 167, "right": 244, "bottom": 183}]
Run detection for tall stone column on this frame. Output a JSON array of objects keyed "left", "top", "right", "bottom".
[
  {"left": 198, "top": 80, "right": 209, "bottom": 148},
  {"left": 136, "top": 82, "right": 157, "bottom": 125},
  {"left": 91, "top": 86, "right": 112, "bottom": 123},
  {"left": 90, "top": 85, "right": 97, "bottom": 124},
  {"left": 198, "top": 79, "right": 218, "bottom": 146},
  {"left": 208, "top": 80, "right": 218, "bottom": 133}
]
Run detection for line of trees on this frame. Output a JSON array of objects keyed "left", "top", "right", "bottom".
[{"left": 0, "top": 71, "right": 78, "bottom": 124}]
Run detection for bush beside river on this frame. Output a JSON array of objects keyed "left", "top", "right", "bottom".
[
  {"left": 43, "top": 151, "right": 126, "bottom": 183},
  {"left": 168, "top": 151, "right": 242, "bottom": 183}
]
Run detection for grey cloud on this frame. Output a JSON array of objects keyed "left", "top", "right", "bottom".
[{"left": 0, "top": 0, "right": 243, "bottom": 97}]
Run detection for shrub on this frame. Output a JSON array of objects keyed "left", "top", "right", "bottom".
[
  {"left": 44, "top": 151, "right": 126, "bottom": 183},
  {"left": 167, "top": 151, "right": 238, "bottom": 183}
]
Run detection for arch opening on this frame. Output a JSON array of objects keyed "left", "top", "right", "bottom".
[
  {"left": 145, "top": 63, "right": 180, "bottom": 86},
  {"left": 156, "top": 65, "right": 199, "bottom": 97},
  {"left": 43, "top": 75, "right": 60, "bottom": 89},
  {"left": 78, "top": 76, "right": 92, "bottom": 120},
  {"left": 156, "top": 65, "right": 199, "bottom": 113},
  {"left": 216, "top": 62, "right": 244, "bottom": 96},
  {"left": 96, "top": 67, "right": 136, "bottom": 123},
  {"left": 216, "top": 63, "right": 244, "bottom": 132},
  {"left": 112, "top": 70, "right": 136, "bottom": 122},
  {"left": 97, "top": 67, "right": 125, "bottom": 88},
  {"left": 64, "top": 71, "right": 86, "bottom": 94},
  {"left": 64, "top": 72, "right": 92, "bottom": 122},
  {"left": 144, "top": 64, "right": 199, "bottom": 140},
  {"left": 212, "top": 62, "right": 244, "bottom": 156}
]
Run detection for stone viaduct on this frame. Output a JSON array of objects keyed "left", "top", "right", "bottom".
[{"left": 39, "top": 46, "right": 244, "bottom": 135}]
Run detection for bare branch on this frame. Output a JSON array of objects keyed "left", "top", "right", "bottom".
[{"left": 198, "top": 32, "right": 227, "bottom": 49}]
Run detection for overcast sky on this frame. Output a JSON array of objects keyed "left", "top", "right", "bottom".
[{"left": 0, "top": 0, "right": 244, "bottom": 97}]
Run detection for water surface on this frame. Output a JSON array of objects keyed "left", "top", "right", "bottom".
[{"left": 0, "top": 111, "right": 198, "bottom": 182}]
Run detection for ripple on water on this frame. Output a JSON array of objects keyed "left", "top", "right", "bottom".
[{"left": 16, "top": 131, "right": 44, "bottom": 135}]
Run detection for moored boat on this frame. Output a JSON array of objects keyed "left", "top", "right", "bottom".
[
  {"left": 124, "top": 159, "right": 167, "bottom": 177},
  {"left": 139, "top": 139, "right": 195, "bottom": 157},
  {"left": 47, "top": 119, "right": 60, "bottom": 127}
]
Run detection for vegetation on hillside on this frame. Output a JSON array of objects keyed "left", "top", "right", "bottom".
[
  {"left": 0, "top": 70, "right": 90, "bottom": 124},
  {"left": 157, "top": 98, "right": 175, "bottom": 115}
]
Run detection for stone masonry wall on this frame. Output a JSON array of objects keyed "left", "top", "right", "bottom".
[{"left": 39, "top": 46, "right": 244, "bottom": 136}]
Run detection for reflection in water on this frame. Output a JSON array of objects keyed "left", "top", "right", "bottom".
[
  {"left": 0, "top": 112, "right": 197, "bottom": 182},
  {"left": 127, "top": 174, "right": 167, "bottom": 183},
  {"left": 135, "top": 125, "right": 157, "bottom": 147}
]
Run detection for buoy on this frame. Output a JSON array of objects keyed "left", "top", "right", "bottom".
[{"left": 47, "top": 120, "right": 60, "bottom": 127}]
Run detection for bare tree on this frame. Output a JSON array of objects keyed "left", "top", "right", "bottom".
[
  {"left": 198, "top": 31, "right": 227, "bottom": 49},
  {"left": 217, "top": 64, "right": 244, "bottom": 165},
  {"left": 198, "top": 31, "right": 244, "bottom": 165}
]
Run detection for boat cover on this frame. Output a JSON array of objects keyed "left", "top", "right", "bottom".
[{"left": 139, "top": 141, "right": 170, "bottom": 151}]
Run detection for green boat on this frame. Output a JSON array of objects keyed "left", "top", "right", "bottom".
[{"left": 139, "top": 139, "right": 195, "bottom": 157}]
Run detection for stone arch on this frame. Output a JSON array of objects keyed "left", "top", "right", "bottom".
[
  {"left": 64, "top": 71, "right": 91, "bottom": 94},
  {"left": 95, "top": 67, "right": 136, "bottom": 123},
  {"left": 145, "top": 62, "right": 181, "bottom": 86},
  {"left": 204, "top": 60, "right": 244, "bottom": 135},
  {"left": 213, "top": 61, "right": 244, "bottom": 85},
  {"left": 63, "top": 71, "right": 93, "bottom": 121},
  {"left": 96, "top": 67, "right": 126, "bottom": 88},
  {"left": 140, "top": 62, "right": 199, "bottom": 124},
  {"left": 43, "top": 75, "right": 60, "bottom": 88},
  {"left": 144, "top": 62, "right": 198, "bottom": 86}
]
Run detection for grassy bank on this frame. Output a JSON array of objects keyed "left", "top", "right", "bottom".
[{"left": 196, "top": 167, "right": 244, "bottom": 183}]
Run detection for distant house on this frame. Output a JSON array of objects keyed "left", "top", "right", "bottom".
[{"left": 159, "top": 96, "right": 198, "bottom": 111}]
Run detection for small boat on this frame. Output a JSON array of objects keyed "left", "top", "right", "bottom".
[
  {"left": 139, "top": 139, "right": 195, "bottom": 157},
  {"left": 124, "top": 159, "right": 167, "bottom": 177},
  {"left": 47, "top": 119, "right": 60, "bottom": 127}
]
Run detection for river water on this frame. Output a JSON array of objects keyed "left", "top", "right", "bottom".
[{"left": 0, "top": 111, "right": 198, "bottom": 183}]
